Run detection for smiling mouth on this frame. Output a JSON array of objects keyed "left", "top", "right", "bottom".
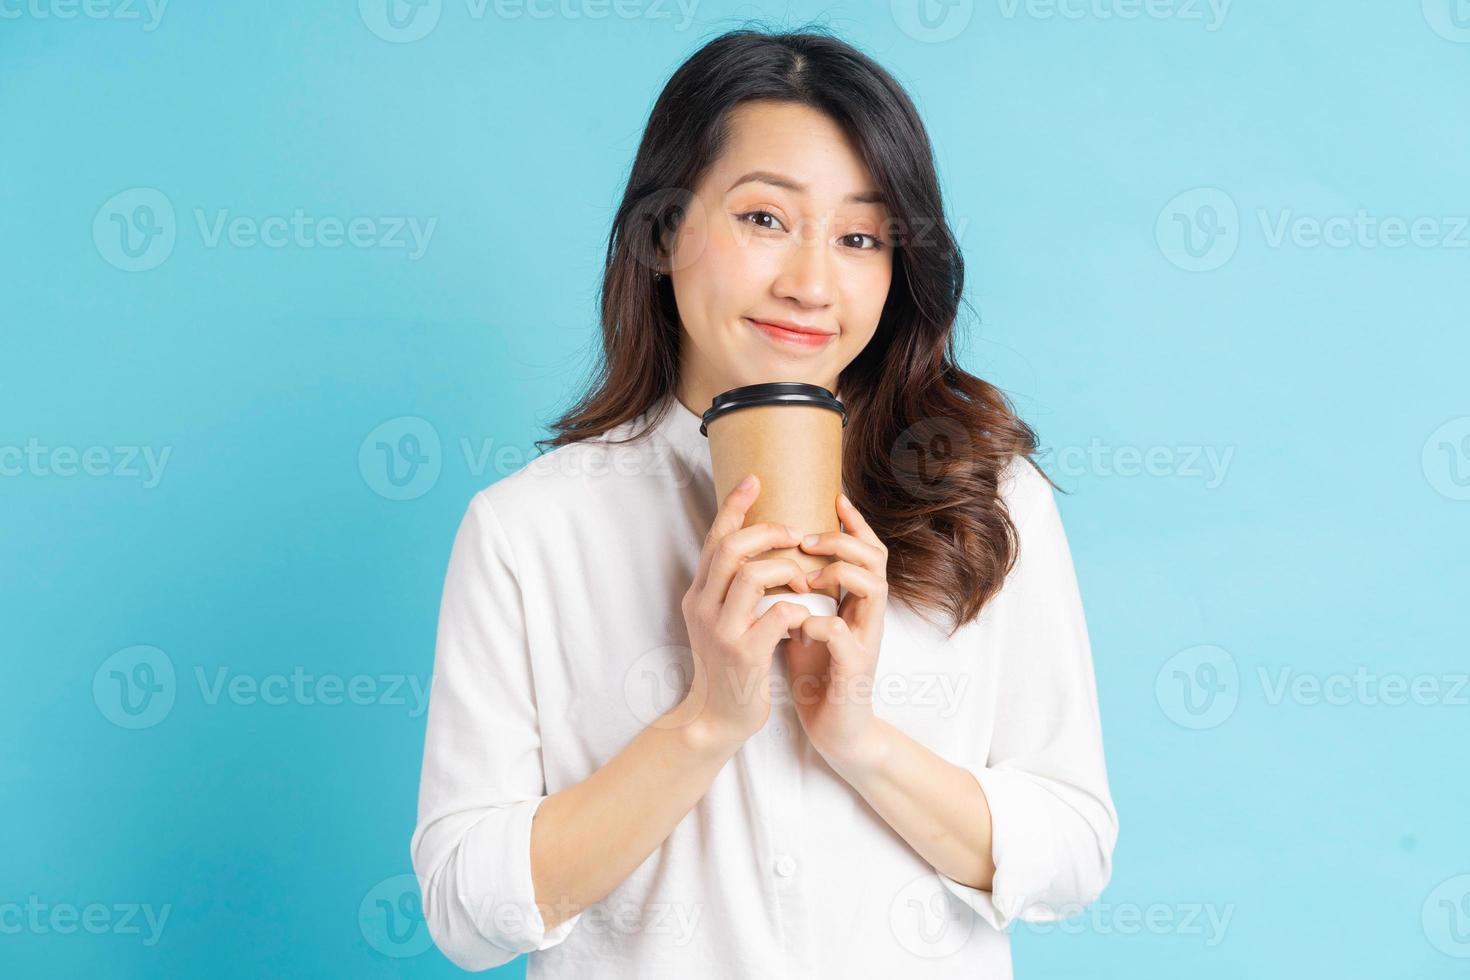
[{"left": 745, "top": 317, "right": 834, "bottom": 349}]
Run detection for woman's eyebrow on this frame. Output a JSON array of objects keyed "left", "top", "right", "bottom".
[{"left": 726, "top": 169, "right": 885, "bottom": 207}]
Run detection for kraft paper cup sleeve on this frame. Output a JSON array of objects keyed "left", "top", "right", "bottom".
[{"left": 752, "top": 591, "right": 837, "bottom": 620}]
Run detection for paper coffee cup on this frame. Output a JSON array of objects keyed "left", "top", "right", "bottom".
[{"left": 701, "top": 382, "right": 848, "bottom": 621}]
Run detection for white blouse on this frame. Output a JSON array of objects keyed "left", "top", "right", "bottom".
[{"left": 409, "top": 393, "right": 1118, "bottom": 978}]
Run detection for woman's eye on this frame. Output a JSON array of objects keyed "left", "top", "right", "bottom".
[
  {"left": 737, "top": 211, "right": 885, "bottom": 251},
  {"left": 843, "top": 233, "right": 886, "bottom": 251},
  {"left": 737, "top": 210, "right": 786, "bottom": 232}
]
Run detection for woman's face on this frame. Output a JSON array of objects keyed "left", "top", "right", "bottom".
[{"left": 663, "top": 100, "right": 894, "bottom": 411}]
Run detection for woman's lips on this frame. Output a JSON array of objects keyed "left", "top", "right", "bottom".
[{"left": 745, "top": 317, "right": 834, "bottom": 349}]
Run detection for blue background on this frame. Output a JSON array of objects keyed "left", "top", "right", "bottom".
[{"left": 4, "top": 1, "right": 1468, "bottom": 976}]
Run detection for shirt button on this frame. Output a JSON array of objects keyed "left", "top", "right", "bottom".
[
  {"left": 771, "top": 722, "right": 787, "bottom": 738},
  {"left": 774, "top": 855, "right": 797, "bottom": 877}
]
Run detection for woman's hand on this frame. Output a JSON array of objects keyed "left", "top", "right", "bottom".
[
  {"left": 784, "top": 491, "right": 890, "bottom": 769},
  {"left": 678, "top": 474, "right": 816, "bottom": 749}
]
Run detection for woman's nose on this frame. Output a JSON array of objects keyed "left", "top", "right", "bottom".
[{"left": 774, "top": 231, "right": 834, "bottom": 309}]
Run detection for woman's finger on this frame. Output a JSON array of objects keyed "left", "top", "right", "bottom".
[
  {"left": 805, "top": 560, "right": 886, "bottom": 604},
  {"left": 704, "top": 522, "right": 804, "bottom": 605},
  {"left": 746, "top": 600, "right": 815, "bottom": 651},
  {"left": 694, "top": 474, "right": 761, "bottom": 590},
  {"left": 796, "top": 615, "right": 864, "bottom": 672},
  {"left": 798, "top": 528, "right": 886, "bottom": 576},
  {"left": 835, "top": 492, "right": 886, "bottom": 553},
  {"left": 715, "top": 558, "right": 812, "bottom": 631}
]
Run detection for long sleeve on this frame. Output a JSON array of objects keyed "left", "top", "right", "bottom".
[
  {"left": 409, "top": 490, "right": 585, "bottom": 971},
  {"left": 936, "top": 459, "right": 1120, "bottom": 931}
]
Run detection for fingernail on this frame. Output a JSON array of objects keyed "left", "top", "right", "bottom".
[
  {"left": 786, "top": 525, "right": 803, "bottom": 539},
  {"left": 803, "top": 534, "right": 819, "bottom": 547},
  {"left": 738, "top": 474, "right": 756, "bottom": 491},
  {"left": 807, "top": 568, "right": 820, "bottom": 580}
]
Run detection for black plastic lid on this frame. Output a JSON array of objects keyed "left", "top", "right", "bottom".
[{"left": 699, "top": 382, "right": 847, "bottom": 436}]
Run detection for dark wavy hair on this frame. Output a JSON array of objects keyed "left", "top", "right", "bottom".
[{"left": 536, "top": 25, "right": 1055, "bottom": 636}]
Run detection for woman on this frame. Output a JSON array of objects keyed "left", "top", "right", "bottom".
[{"left": 410, "top": 27, "right": 1118, "bottom": 978}]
